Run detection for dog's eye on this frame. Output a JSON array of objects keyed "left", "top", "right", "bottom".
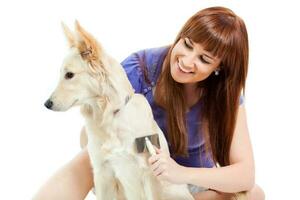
[{"left": 65, "top": 72, "right": 74, "bottom": 79}]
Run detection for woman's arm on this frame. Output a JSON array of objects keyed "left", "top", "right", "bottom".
[
  {"left": 32, "top": 148, "right": 93, "bottom": 200},
  {"left": 184, "top": 105, "right": 255, "bottom": 193}
]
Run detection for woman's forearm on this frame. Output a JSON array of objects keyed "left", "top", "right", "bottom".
[{"left": 183, "top": 162, "right": 254, "bottom": 193}]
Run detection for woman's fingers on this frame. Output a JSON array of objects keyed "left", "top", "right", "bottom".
[{"left": 153, "top": 145, "right": 162, "bottom": 154}]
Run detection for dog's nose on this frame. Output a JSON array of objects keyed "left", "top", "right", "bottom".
[{"left": 44, "top": 99, "right": 53, "bottom": 109}]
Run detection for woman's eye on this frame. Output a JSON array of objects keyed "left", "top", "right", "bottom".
[
  {"left": 65, "top": 72, "right": 74, "bottom": 79},
  {"left": 199, "top": 55, "right": 210, "bottom": 64},
  {"left": 184, "top": 39, "right": 193, "bottom": 49}
]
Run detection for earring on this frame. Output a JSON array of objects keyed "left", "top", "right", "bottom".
[{"left": 214, "top": 69, "right": 220, "bottom": 76}]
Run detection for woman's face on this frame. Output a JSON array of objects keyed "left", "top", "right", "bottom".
[{"left": 170, "top": 38, "right": 221, "bottom": 84}]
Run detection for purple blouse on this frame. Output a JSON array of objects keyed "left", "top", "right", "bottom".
[{"left": 121, "top": 46, "right": 244, "bottom": 168}]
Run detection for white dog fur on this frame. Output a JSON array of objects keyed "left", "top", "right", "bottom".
[{"left": 45, "top": 21, "right": 194, "bottom": 200}]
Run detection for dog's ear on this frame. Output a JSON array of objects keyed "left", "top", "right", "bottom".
[
  {"left": 61, "top": 22, "right": 76, "bottom": 48},
  {"left": 75, "top": 20, "right": 101, "bottom": 62}
]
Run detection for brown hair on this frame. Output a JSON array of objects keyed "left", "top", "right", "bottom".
[{"left": 155, "top": 7, "right": 249, "bottom": 166}]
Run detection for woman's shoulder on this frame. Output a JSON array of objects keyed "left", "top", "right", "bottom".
[
  {"left": 121, "top": 46, "right": 169, "bottom": 67},
  {"left": 120, "top": 46, "right": 169, "bottom": 93},
  {"left": 143, "top": 46, "right": 170, "bottom": 62}
]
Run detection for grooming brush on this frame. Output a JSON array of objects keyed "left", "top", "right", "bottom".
[{"left": 135, "top": 134, "right": 160, "bottom": 155}]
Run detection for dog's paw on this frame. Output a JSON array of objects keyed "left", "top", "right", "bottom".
[{"left": 232, "top": 192, "right": 247, "bottom": 200}]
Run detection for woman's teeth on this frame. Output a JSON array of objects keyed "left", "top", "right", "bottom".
[{"left": 178, "top": 61, "right": 193, "bottom": 73}]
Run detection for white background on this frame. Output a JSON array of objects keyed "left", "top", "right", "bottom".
[{"left": 0, "top": 0, "right": 299, "bottom": 199}]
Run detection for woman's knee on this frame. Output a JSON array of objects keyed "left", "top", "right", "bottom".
[
  {"left": 33, "top": 149, "right": 93, "bottom": 200},
  {"left": 247, "top": 184, "right": 265, "bottom": 200},
  {"left": 70, "top": 149, "right": 94, "bottom": 192}
]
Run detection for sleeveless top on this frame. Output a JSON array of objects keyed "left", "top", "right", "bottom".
[{"left": 121, "top": 46, "right": 244, "bottom": 168}]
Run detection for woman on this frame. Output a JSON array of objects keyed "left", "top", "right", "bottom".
[{"left": 34, "top": 6, "right": 265, "bottom": 200}]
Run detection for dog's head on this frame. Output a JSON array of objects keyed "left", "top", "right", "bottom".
[{"left": 44, "top": 21, "right": 111, "bottom": 112}]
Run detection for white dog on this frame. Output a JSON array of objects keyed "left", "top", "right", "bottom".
[{"left": 44, "top": 21, "right": 194, "bottom": 200}]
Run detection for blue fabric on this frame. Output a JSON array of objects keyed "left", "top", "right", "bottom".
[{"left": 121, "top": 46, "right": 244, "bottom": 168}]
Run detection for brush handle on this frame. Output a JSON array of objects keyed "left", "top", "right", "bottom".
[{"left": 145, "top": 137, "right": 156, "bottom": 156}]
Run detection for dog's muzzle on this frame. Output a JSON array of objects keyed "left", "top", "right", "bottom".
[{"left": 44, "top": 99, "right": 53, "bottom": 110}]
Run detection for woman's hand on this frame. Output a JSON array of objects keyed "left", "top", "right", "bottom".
[{"left": 148, "top": 146, "right": 186, "bottom": 184}]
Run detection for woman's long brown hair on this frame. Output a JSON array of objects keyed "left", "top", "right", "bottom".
[{"left": 155, "top": 7, "right": 249, "bottom": 166}]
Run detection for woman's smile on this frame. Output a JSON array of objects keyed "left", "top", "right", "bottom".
[
  {"left": 176, "top": 58, "right": 195, "bottom": 76},
  {"left": 177, "top": 59, "right": 195, "bottom": 74}
]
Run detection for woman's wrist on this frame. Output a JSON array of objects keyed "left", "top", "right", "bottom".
[
  {"left": 179, "top": 165, "right": 199, "bottom": 185},
  {"left": 180, "top": 166, "right": 199, "bottom": 185}
]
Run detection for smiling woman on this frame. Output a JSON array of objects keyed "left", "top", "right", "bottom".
[{"left": 170, "top": 37, "right": 221, "bottom": 83}]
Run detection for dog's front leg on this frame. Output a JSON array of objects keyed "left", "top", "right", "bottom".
[
  {"left": 93, "top": 167, "right": 117, "bottom": 200},
  {"left": 161, "top": 183, "right": 194, "bottom": 200},
  {"left": 142, "top": 171, "right": 162, "bottom": 200}
]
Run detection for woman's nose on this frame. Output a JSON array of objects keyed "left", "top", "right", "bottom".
[{"left": 181, "top": 55, "right": 196, "bottom": 69}]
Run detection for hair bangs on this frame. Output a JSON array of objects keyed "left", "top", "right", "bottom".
[{"left": 182, "top": 15, "right": 237, "bottom": 60}]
